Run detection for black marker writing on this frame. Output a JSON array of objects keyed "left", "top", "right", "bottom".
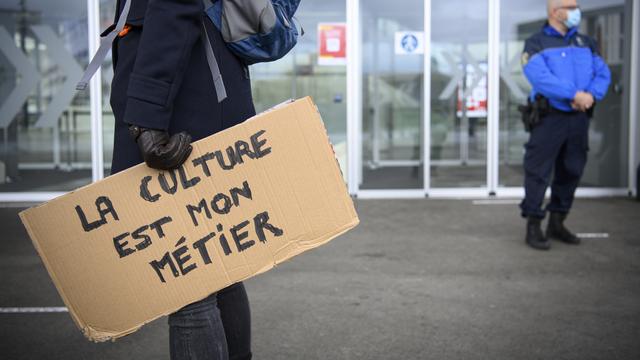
[{"left": 75, "top": 196, "right": 119, "bottom": 232}]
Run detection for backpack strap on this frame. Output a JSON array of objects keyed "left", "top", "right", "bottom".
[
  {"left": 78, "top": 0, "right": 227, "bottom": 104},
  {"left": 201, "top": 21, "right": 227, "bottom": 102},
  {"left": 76, "top": 0, "right": 131, "bottom": 91}
]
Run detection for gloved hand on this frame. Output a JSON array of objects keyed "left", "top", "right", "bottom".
[{"left": 129, "top": 125, "right": 193, "bottom": 170}]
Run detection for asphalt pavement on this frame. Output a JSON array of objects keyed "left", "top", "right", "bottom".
[{"left": 1, "top": 198, "right": 639, "bottom": 360}]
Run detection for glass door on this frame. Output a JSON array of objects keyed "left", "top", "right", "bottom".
[
  {"left": 429, "top": 0, "right": 489, "bottom": 189},
  {"left": 350, "top": 0, "right": 635, "bottom": 197},
  {"left": 359, "top": 0, "right": 425, "bottom": 190}
]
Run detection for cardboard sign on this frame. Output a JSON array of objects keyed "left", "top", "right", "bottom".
[
  {"left": 318, "top": 23, "right": 347, "bottom": 66},
  {"left": 19, "top": 97, "right": 359, "bottom": 342}
]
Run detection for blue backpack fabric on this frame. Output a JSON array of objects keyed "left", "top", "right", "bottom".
[{"left": 205, "top": 0, "right": 302, "bottom": 65}]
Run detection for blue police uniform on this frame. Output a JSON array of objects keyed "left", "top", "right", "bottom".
[
  {"left": 520, "top": 23, "right": 611, "bottom": 219},
  {"left": 107, "top": 0, "right": 253, "bottom": 358}
]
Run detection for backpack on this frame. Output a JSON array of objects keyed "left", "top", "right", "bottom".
[
  {"left": 77, "top": 0, "right": 302, "bottom": 104},
  {"left": 205, "top": 0, "right": 303, "bottom": 65}
]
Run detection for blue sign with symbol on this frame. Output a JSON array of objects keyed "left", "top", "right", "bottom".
[
  {"left": 395, "top": 31, "right": 424, "bottom": 55},
  {"left": 401, "top": 34, "right": 419, "bottom": 53}
]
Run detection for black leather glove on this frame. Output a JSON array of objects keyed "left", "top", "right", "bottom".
[{"left": 129, "top": 125, "right": 193, "bottom": 170}]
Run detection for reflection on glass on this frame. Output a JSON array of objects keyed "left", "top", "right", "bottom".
[
  {"left": 430, "top": 0, "right": 488, "bottom": 188},
  {"left": 251, "top": 0, "right": 348, "bottom": 180},
  {"left": 499, "top": 0, "right": 629, "bottom": 188},
  {"left": 0, "top": 0, "right": 91, "bottom": 192},
  {"left": 360, "top": 0, "right": 424, "bottom": 190}
]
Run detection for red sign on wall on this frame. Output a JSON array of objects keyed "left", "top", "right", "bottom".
[{"left": 318, "top": 23, "right": 346, "bottom": 66}]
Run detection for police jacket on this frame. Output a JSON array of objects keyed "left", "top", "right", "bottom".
[
  {"left": 109, "top": 0, "right": 255, "bottom": 174},
  {"left": 522, "top": 23, "right": 611, "bottom": 112}
]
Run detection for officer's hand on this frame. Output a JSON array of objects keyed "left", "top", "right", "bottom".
[
  {"left": 129, "top": 125, "right": 193, "bottom": 170},
  {"left": 572, "top": 91, "right": 594, "bottom": 112},
  {"left": 571, "top": 101, "right": 585, "bottom": 112}
]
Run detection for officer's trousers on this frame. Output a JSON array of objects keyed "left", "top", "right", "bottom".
[{"left": 520, "top": 111, "right": 590, "bottom": 219}]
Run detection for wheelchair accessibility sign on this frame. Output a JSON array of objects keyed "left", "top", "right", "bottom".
[{"left": 395, "top": 31, "right": 424, "bottom": 55}]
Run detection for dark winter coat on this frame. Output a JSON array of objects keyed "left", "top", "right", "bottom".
[{"left": 109, "top": 0, "right": 256, "bottom": 174}]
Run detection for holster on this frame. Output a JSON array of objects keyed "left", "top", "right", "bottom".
[{"left": 517, "top": 94, "right": 550, "bottom": 132}]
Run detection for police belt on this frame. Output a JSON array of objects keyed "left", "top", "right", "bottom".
[
  {"left": 547, "top": 106, "right": 580, "bottom": 116},
  {"left": 548, "top": 105, "right": 595, "bottom": 118}
]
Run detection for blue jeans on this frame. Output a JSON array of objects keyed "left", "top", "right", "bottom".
[{"left": 169, "top": 282, "right": 252, "bottom": 360}]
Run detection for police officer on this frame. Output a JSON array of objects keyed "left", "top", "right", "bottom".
[
  {"left": 520, "top": 0, "right": 611, "bottom": 250},
  {"left": 108, "top": 0, "right": 254, "bottom": 358}
]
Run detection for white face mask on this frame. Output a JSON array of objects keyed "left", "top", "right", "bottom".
[{"left": 563, "top": 8, "right": 581, "bottom": 29}]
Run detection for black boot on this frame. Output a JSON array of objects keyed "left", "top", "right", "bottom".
[
  {"left": 525, "top": 217, "right": 550, "bottom": 250},
  {"left": 546, "top": 212, "right": 581, "bottom": 244}
]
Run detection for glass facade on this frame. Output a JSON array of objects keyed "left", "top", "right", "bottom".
[
  {"left": 499, "top": 0, "right": 630, "bottom": 188},
  {"left": 0, "top": 0, "right": 91, "bottom": 192},
  {"left": 360, "top": 0, "right": 424, "bottom": 190},
  {"left": 251, "top": 0, "right": 348, "bottom": 177},
  {"left": 0, "top": 0, "right": 637, "bottom": 200},
  {"left": 430, "top": 0, "right": 488, "bottom": 188}
]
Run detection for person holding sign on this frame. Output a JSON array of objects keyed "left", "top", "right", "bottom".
[{"left": 106, "top": 0, "right": 255, "bottom": 359}]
